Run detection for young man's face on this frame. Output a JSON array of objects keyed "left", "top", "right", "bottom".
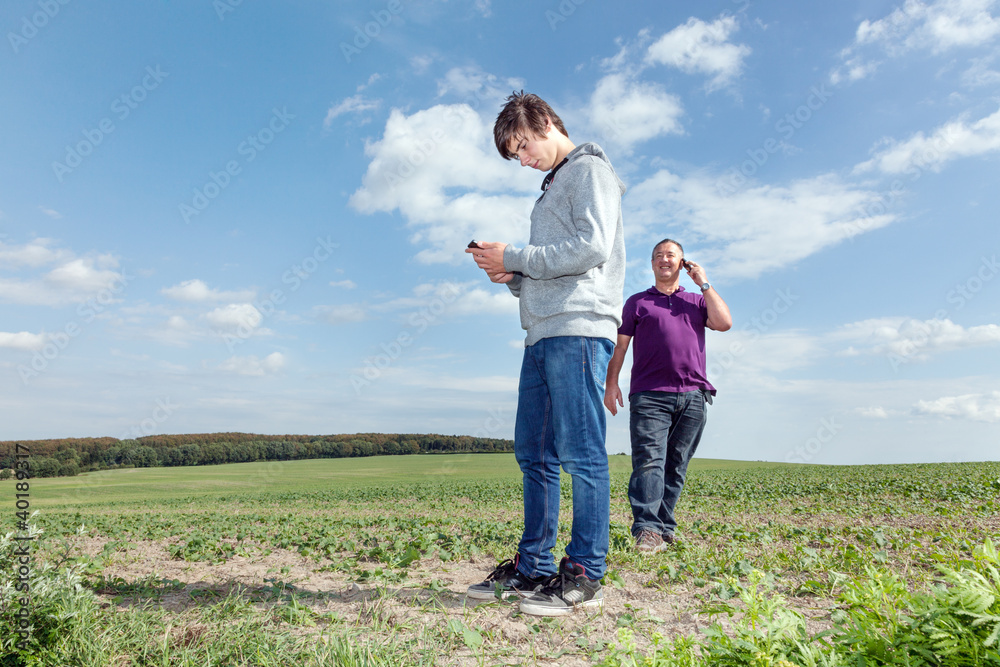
[
  {"left": 507, "top": 119, "right": 561, "bottom": 172},
  {"left": 651, "top": 242, "right": 684, "bottom": 281}
]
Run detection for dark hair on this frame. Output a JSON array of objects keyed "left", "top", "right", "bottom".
[
  {"left": 493, "top": 90, "right": 569, "bottom": 160},
  {"left": 651, "top": 238, "right": 684, "bottom": 260}
]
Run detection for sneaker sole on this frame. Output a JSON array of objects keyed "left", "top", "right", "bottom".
[
  {"left": 466, "top": 586, "right": 539, "bottom": 601},
  {"left": 519, "top": 594, "right": 603, "bottom": 617}
]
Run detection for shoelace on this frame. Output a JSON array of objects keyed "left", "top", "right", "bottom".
[
  {"left": 485, "top": 559, "right": 515, "bottom": 582},
  {"left": 535, "top": 571, "right": 566, "bottom": 596}
]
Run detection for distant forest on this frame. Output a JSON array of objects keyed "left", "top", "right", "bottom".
[{"left": 0, "top": 432, "right": 514, "bottom": 479}]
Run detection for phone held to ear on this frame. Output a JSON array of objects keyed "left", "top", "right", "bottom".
[{"left": 682, "top": 259, "right": 692, "bottom": 270}]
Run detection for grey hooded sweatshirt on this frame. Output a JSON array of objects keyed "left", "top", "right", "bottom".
[{"left": 502, "top": 142, "right": 626, "bottom": 346}]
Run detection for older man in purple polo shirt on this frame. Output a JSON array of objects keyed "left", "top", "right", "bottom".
[{"left": 604, "top": 238, "right": 732, "bottom": 553}]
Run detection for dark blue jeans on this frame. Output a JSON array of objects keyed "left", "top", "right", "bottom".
[
  {"left": 514, "top": 336, "right": 614, "bottom": 581},
  {"left": 628, "top": 390, "right": 707, "bottom": 538}
]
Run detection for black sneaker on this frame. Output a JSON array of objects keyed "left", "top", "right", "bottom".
[
  {"left": 466, "top": 555, "right": 547, "bottom": 601},
  {"left": 518, "top": 557, "right": 603, "bottom": 616}
]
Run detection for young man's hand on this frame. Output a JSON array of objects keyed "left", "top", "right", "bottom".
[
  {"left": 490, "top": 272, "right": 515, "bottom": 283},
  {"left": 465, "top": 241, "right": 508, "bottom": 276}
]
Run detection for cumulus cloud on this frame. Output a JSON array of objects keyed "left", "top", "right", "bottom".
[
  {"left": 348, "top": 104, "right": 537, "bottom": 263},
  {"left": 645, "top": 15, "right": 751, "bottom": 91},
  {"left": 834, "top": 317, "right": 1000, "bottom": 361},
  {"left": 0, "top": 331, "right": 47, "bottom": 351},
  {"left": 858, "top": 0, "right": 1000, "bottom": 53},
  {"left": 625, "top": 171, "right": 897, "bottom": 279},
  {"left": 0, "top": 238, "right": 68, "bottom": 269},
  {"left": 161, "top": 279, "right": 256, "bottom": 303},
  {"left": 205, "top": 304, "right": 263, "bottom": 332},
  {"left": 329, "top": 279, "right": 357, "bottom": 289},
  {"left": 854, "top": 106, "right": 1000, "bottom": 174},
  {"left": 588, "top": 73, "right": 685, "bottom": 152},
  {"left": 914, "top": 390, "right": 1000, "bottom": 422},
  {"left": 833, "top": 0, "right": 1000, "bottom": 82},
  {"left": 218, "top": 352, "right": 286, "bottom": 376},
  {"left": 0, "top": 244, "right": 127, "bottom": 306},
  {"left": 858, "top": 406, "right": 890, "bottom": 418}
]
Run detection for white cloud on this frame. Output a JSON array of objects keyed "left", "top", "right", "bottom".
[
  {"left": 205, "top": 303, "right": 263, "bottom": 332},
  {"left": 358, "top": 73, "right": 382, "bottom": 91},
  {"left": 0, "top": 248, "right": 126, "bottom": 306},
  {"left": 136, "top": 315, "right": 203, "bottom": 347},
  {"left": 161, "top": 279, "right": 256, "bottom": 303},
  {"left": 435, "top": 66, "right": 520, "bottom": 102},
  {"left": 834, "top": 316, "right": 1000, "bottom": 361},
  {"left": 914, "top": 390, "right": 1000, "bottom": 422},
  {"left": 830, "top": 56, "right": 881, "bottom": 85},
  {"left": 38, "top": 206, "right": 62, "bottom": 219},
  {"left": 854, "top": 106, "right": 1000, "bottom": 174},
  {"left": 371, "top": 281, "right": 517, "bottom": 320},
  {"left": 645, "top": 15, "right": 751, "bottom": 91},
  {"left": 319, "top": 303, "right": 367, "bottom": 325},
  {"left": 0, "top": 331, "right": 47, "bottom": 351},
  {"left": 329, "top": 279, "right": 357, "bottom": 289},
  {"left": 962, "top": 54, "right": 1000, "bottom": 86},
  {"left": 625, "top": 171, "right": 897, "bottom": 279},
  {"left": 324, "top": 94, "right": 380, "bottom": 127},
  {"left": 218, "top": 352, "right": 286, "bottom": 376},
  {"left": 834, "top": 0, "right": 1000, "bottom": 82},
  {"left": 706, "top": 329, "right": 824, "bottom": 382},
  {"left": 857, "top": 0, "right": 1000, "bottom": 53},
  {"left": 0, "top": 239, "right": 67, "bottom": 268},
  {"left": 858, "top": 406, "right": 890, "bottom": 418},
  {"left": 348, "top": 104, "right": 537, "bottom": 263},
  {"left": 410, "top": 55, "right": 434, "bottom": 75},
  {"left": 588, "top": 73, "right": 684, "bottom": 152},
  {"left": 44, "top": 256, "right": 120, "bottom": 292}
]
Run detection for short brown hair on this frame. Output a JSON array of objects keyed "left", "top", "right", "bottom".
[
  {"left": 652, "top": 238, "right": 684, "bottom": 260},
  {"left": 493, "top": 91, "right": 569, "bottom": 160}
]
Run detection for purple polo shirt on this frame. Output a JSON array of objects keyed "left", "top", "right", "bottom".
[{"left": 619, "top": 286, "right": 716, "bottom": 397}]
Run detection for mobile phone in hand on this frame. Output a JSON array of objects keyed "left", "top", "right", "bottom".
[
  {"left": 468, "top": 240, "right": 482, "bottom": 249},
  {"left": 682, "top": 259, "right": 692, "bottom": 270}
]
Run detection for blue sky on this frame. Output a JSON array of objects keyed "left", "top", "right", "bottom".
[{"left": 1, "top": 0, "right": 997, "bottom": 464}]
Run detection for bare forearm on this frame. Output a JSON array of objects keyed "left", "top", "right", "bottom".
[
  {"left": 704, "top": 287, "right": 732, "bottom": 331},
  {"left": 606, "top": 334, "right": 632, "bottom": 382}
]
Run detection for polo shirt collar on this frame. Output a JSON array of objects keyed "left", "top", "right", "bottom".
[{"left": 647, "top": 285, "right": 687, "bottom": 296}]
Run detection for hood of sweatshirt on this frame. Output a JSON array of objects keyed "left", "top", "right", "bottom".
[{"left": 549, "top": 142, "right": 626, "bottom": 197}]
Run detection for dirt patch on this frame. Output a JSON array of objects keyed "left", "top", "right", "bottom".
[{"left": 63, "top": 536, "right": 838, "bottom": 666}]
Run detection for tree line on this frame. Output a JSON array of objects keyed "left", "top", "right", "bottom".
[{"left": 0, "top": 433, "right": 513, "bottom": 479}]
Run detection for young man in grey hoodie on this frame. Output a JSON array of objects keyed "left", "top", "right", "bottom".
[{"left": 465, "top": 91, "right": 626, "bottom": 616}]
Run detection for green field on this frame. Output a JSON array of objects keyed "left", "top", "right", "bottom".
[
  {"left": 25, "top": 454, "right": 785, "bottom": 505},
  {"left": 3, "top": 455, "right": 999, "bottom": 666}
]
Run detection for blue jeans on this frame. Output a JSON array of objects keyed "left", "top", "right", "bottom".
[
  {"left": 514, "top": 336, "right": 614, "bottom": 581},
  {"left": 628, "top": 390, "right": 707, "bottom": 538}
]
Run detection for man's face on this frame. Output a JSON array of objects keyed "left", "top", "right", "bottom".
[
  {"left": 651, "top": 242, "right": 683, "bottom": 281},
  {"left": 508, "top": 120, "right": 560, "bottom": 171}
]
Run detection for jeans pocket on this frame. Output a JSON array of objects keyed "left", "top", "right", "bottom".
[{"left": 590, "top": 338, "right": 613, "bottom": 385}]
